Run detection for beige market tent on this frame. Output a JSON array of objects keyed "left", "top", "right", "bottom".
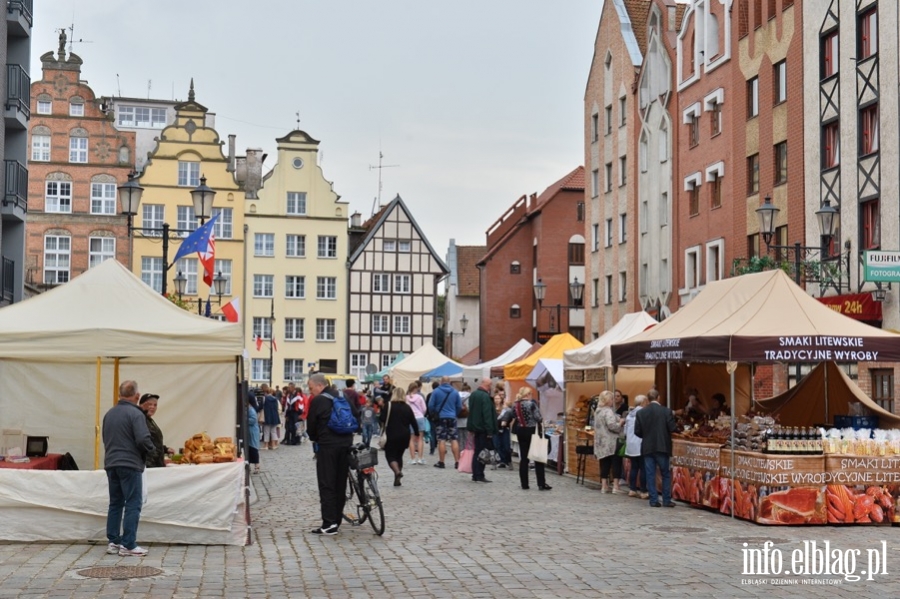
[
  {"left": 564, "top": 311, "right": 657, "bottom": 370},
  {"left": 461, "top": 338, "right": 532, "bottom": 384},
  {"left": 390, "top": 342, "right": 462, "bottom": 391},
  {"left": 755, "top": 361, "right": 900, "bottom": 428}
]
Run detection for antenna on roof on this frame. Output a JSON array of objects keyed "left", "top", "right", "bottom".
[
  {"left": 368, "top": 150, "right": 399, "bottom": 215},
  {"left": 147, "top": 79, "right": 151, "bottom": 99},
  {"left": 295, "top": 111, "right": 301, "bottom": 129},
  {"left": 115, "top": 74, "right": 121, "bottom": 97},
  {"left": 67, "top": 19, "right": 93, "bottom": 54}
]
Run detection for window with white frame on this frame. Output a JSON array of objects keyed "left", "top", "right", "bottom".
[
  {"left": 37, "top": 100, "right": 51, "bottom": 114},
  {"left": 285, "top": 275, "right": 305, "bottom": 298},
  {"left": 372, "top": 314, "right": 390, "bottom": 334},
  {"left": 592, "top": 278, "right": 599, "bottom": 308},
  {"left": 592, "top": 224, "right": 600, "bottom": 251},
  {"left": 143, "top": 205, "right": 164, "bottom": 235},
  {"left": 316, "top": 276, "right": 337, "bottom": 299},
  {"left": 88, "top": 237, "right": 116, "bottom": 268},
  {"left": 372, "top": 273, "right": 390, "bottom": 293},
  {"left": 91, "top": 182, "right": 117, "bottom": 215},
  {"left": 605, "top": 219, "right": 613, "bottom": 248},
  {"left": 255, "top": 233, "right": 275, "bottom": 257},
  {"left": 618, "top": 271, "right": 627, "bottom": 302},
  {"left": 285, "top": 318, "right": 305, "bottom": 341},
  {"left": 141, "top": 256, "right": 163, "bottom": 292},
  {"left": 212, "top": 208, "right": 233, "bottom": 239},
  {"left": 398, "top": 240, "right": 411, "bottom": 252},
  {"left": 287, "top": 192, "right": 307, "bottom": 215},
  {"left": 316, "top": 319, "right": 336, "bottom": 341},
  {"left": 393, "top": 315, "right": 411, "bottom": 334},
  {"left": 253, "top": 274, "right": 274, "bottom": 297},
  {"left": 177, "top": 206, "right": 198, "bottom": 235},
  {"left": 619, "top": 156, "right": 627, "bottom": 186},
  {"left": 286, "top": 234, "right": 306, "bottom": 257},
  {"left": 394, "top": 274, "right": 411, "bottom": 294},
  {"left": 251, "top": 359, "right": 271, "bottom": 381},
  {"left": 618, "top": 214, "right": 627, "bottom": 244},
  {"left": 604, "top": 274, "right": 613, "bottom": 305},
  {"left": 31, "top": 134, "right": 50, "bottom": 161},
  {"left": 253, "top": 317, "right": 273, "bottom": 340},
  {"left": 383, "top": 240, "right": 396, "bottom": 252},
  {"left": 317, "top": 236, "right": 338, "bottom": 258},
  {"left": 660, "top": 192, "right": 669, "bottom": 226},
  {"left": 69, "top": 101, "right": 84, "bottom": 117},
  {"left": 350, "top": 354, "right": 368, "bottom": 380},
  {"left": 44, "top": 235, "right": 71, "bottom": 284},
  {"left": 118, "top": 106, "right": 167, "bottom": 128},
  {"left": 706, "top": 240, "right": 724, "bottom": 283},
  {"left": 177, "top": 161, "right": 200, "bottom": 187},
  {"left": 214, "top": 259, "right": 232, "bottom": 295},
  {"left": 69, "top": 137, "right": 87, "bottom": 163},
  {"left": 45, "top": 181, "right": 72, "bottom": 213},
  {"left": 591, "top": 169, "right": 599, "bottom": 197},
  {"left": 381, "top": 354, "right": 394, "bottom": 369},
  {"left": 685, "top": 246, "right": 701, "bottom": 289},
  {"left": 284, "top": 359, "right": 305, "bottom": 382},
  {"left": 175, "top": 257, "right": 199, "bottom": 295}
]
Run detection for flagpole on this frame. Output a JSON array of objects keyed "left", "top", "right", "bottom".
[{"left": 269, "top": 296, "right": 275, "bottom": 386}]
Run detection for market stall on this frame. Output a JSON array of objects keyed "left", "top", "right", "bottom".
[
  {"left": 461, "top": 338, "right": 532, "bottom": 386},
  {"left": 390, "top": 343, "right": 461, "bottom": 390},
  {"left": 610, "top": 269, "right": 900, "bottom": 525},
  {"left": 489, "top": 342, "right": 542, "bottom": 378},
  {"left": 0, "top": 260, "right": 247, "bottom": 544}
]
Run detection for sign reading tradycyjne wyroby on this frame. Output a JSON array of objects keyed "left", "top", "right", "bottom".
[{"left": 864, "top": 250, "right": 900, "bottom": 282}]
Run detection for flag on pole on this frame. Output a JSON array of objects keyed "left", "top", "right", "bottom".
[
  {"left": 272, "top": 337, "right": 277, "bottom": 352},
  {"left": 200, "top": 233, "right": 216, "bottom": 287},
  {"left": 255, "top": 334, "right": 262, "bottom": 351},
  {"left": 221, "top": 298, "right": 240, "bottom": 323},
  {"left": 204, "top": 297, "right": 212, "bottom": 318},
  {"left": 172, "top": 213, "right": 220, "bottom": 265}
]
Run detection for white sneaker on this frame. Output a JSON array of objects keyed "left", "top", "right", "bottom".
[
  {"left": 118, "top": 545, "right": 149, "bottom": 557},
  {"left": 106, "top": 543, "right": 120, "bottom": 555},
  {"left": 407, "top": 459, "right": 417, "bottom": 465},
  {"left": 419, "top": 458, "right": 427, "bottom": 465}
]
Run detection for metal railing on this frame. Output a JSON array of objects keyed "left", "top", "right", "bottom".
[
  {"left": 7, "top": 0, "right": 33, "bottom": 27},
  {"left": 1, "top": 256, "right": 13, "bottom": 303},
  {"left": 3, "top": 159, "right": 27, "bottom": 211},
  {"left": 5, "top": 64, "right": 29, "bottom": 118}
]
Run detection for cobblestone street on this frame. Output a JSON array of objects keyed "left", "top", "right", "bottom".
[{"left": 2, "top": 441, "right": 900, "bottom": 598}]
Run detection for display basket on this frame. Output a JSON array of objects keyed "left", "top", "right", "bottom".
[{"left": 349, "top": 446, "right": 379, "bottom": 470}]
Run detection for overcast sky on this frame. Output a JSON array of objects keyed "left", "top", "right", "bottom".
[{"left": 32, "top": 1, "right": 602, "bottom": 258}]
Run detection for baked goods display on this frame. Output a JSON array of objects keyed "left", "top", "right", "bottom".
[{"left": 180, "top": 432, "right": 235, "bottom": 464}]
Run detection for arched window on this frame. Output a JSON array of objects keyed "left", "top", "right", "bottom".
[
  {"left": 510, "top": 304, "right": 521, "bottom": 319},
  {"left": 510, "top": 260, "right": 521, "bottom": 274}
]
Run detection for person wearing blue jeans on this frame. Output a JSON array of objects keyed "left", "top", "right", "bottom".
[
  {"left": 102, "top": 380, "right": 155, "bottom": 556},
  {"left": 634, "top": 389, "right": 677, "bottom": 508}
]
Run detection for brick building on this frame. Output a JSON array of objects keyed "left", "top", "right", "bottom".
[
  {"left": 477, "top": 167, "right": 584, "bottom": 361},
  {"left": 26, "top": 34, "right": 135, "bottom": 289}
]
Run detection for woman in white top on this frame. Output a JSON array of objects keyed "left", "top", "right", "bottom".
[
  {"left": 406, "top": 381, "right": 428, "bottom": 465},
  {"left": 457, "top": 382, "right": 471, "bottom": 451},
  {"left": 624, "top": 395, "right": 648, "bottom": 498}
]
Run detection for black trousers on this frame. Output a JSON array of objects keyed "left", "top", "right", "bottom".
[
  {"left": 599, "top": 455, "right": 622, "bottom": 480},
  {"left": 516, "top": 428, "right": 546, "bottom": 489},
  {"left": 315, "top": 443, "right": 350, "bottom": 527},
  {"left": 284, "top": 411, "right": 299, "bottom": 444},
  {"left": 472, "top": 433, "right": 489, "bottom": 481}
]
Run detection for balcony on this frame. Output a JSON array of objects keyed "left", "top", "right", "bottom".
[
  {"left": 6, "top": 0, "right": 32, "bottom": 36},
  {"left": 2, "top": 159, "right": 27, "bottom": 217},
  {"left": 1, "top": 256, "right": 12, "bottom": 304},
  {"left": 5, "top": 64, "right": 29, "bottom": 129}
]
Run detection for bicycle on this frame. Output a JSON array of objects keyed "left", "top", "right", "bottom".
[{"left": 342, "top": 443, "right": 385, "bottom": 535}]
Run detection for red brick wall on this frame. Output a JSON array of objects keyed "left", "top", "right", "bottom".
[{"left": 27, "top": 59, "right": 136, "bottom": 287}]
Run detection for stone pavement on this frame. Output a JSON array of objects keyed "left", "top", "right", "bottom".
[{"left": 2, "top": 440, "right": 900, "bottom": 598}]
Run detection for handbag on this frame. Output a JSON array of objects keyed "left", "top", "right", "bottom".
[
  {"left": 615, "top": 437, "right": 626, "bottom": 457},
  {"left": 527, "top": 423, "right": 549, "bottom": 464},
  {"left": 478, "top": 447, "right": 499, "bottom": 466},
  {"left": 377, "top": 401, "right": 392, "bottom": 450},
  {"left": 458, "top": 448, "right": 474, "bottom": 473}
]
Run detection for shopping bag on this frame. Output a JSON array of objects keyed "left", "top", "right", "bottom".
[
  {"left": 458, "top": 448, "right": 474, "bottom": 473},
  {"left": 528, "top": 427, "right": 549, "bottom": 464}
]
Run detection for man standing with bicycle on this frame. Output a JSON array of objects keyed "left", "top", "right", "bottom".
[{"left": 306, "top": 373, "right": 359, "bottom": 535}]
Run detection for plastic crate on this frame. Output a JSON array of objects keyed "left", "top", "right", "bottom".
[
  {"left": 349, "top": 447, "right": 378, "bottom": 470},
  {"left": 833, "top": 415, "right": 879, "bottom": 431}
]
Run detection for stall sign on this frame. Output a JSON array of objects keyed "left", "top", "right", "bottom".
[
  {"left": 672, "top": 439, "right": 722, "bottom": 508},
  {"left": 823, "top": 455, "right": 899, "bottom": 524},
  {"left": 816, "top": 293, "right": 882, "bottom": 322},
  {"left": 864, "top": 250, "right": 900, "bottom": 282}
]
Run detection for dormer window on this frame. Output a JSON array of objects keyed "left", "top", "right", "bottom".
[{"left": 69, "top": 100, "right": 84, "bottom": 117}]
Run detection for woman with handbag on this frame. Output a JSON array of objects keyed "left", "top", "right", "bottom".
[
  {"left": 594, "top": 390, "right": 626, "bottom": 494},
  {"left": 379, "top": 387, "right": 418, "bottom": 486},
  {"left": 511, "top": 387, "right": 551, "bottom": 491}
]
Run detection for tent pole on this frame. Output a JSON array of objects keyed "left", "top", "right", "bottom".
[
  {"left": 824, "top": 362, "right": 829, "bottom": 425},
  {"left": 730, "top": 368, "right": 736, "bottom": 520},
  {"left": 609, "top": 367, "right": 615, "bottom": 395},
  {"left": 113, "top": 358, "right": 120, "bottom": 407},
  {"left": 666, "top": 362, "right": 671, "bottom": 409},
  {"left": 95, "top": 358, "right": 101, "bottom": 470}
]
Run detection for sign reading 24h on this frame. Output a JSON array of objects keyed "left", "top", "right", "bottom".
[{"left": 863, "top": 250, "right": 900, "bottom": 282}]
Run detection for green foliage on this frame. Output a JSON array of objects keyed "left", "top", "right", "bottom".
[
  {"left": 165, "top": 293, "right": 191, "bottom": 312},
  {"left": 732, "top": 255, "right": 789, "bottom": 276}
]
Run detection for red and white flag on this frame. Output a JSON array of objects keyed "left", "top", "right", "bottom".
[
  {"left": 221, "top": 298, "right": 240, "bottom": 323},
  {"left": 198, "top": 230, "right": 216, "bottom": 287},
  {"left": 255, "top": 334, "right": 263, "bottom": 351}
]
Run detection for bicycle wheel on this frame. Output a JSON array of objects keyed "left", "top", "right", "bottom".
[
  {"left": 362, "top": 473, "right": 385, "bottom": 535},
  {"left": 342, "top": 474, "right": 364, "bottom": 525}
]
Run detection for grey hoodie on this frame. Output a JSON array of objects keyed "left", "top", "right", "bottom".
[{"left": 102, "top": 400, "right": 155, "bottom": 470}]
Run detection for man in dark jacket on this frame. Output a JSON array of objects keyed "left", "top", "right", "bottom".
[
  {"left": 103, "top": 380, "right": 155, "bottom": 557},
  {"left": 634, "top": 388, "right": 678, "bottom": 508},
  {"left": 306, "top": 373, "right": 360, "bottom": 535},
  {"left": 467, "top": 378, "right": 498, "bottom": 483}
]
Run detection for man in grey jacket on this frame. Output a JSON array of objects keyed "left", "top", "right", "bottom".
[{"left": 103, "top": 380, "right": 155, "bottom": 556}]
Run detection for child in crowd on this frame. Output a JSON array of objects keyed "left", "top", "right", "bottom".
[{"left": 360, "top": 397, "right": 379, "bottom": 447}]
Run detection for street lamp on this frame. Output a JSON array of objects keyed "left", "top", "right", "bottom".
[
  {"left": 173, "top": 269, "right": 229, "bottom": 316},
  {"left": 755, "top": 196, "right": 843, "bottom": 286},
  {"left": 118, "top": 173, "right": 218, "bottom": 296},
  {"left": 437, "top": 313, "right": 468, "bottom": 355},
  {"left": 533, "top": 277, "right": 585, "bottom": 342}
]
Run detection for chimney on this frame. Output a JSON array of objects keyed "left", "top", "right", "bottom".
[
  {"left": 350, "top": 212, "right": 362, "bottom": 228},
  {"left": 227, "top": 134, "right": 236, "bottom": 173},
  {"left": 243, "top": 148, "right": 264, "bottom": 199}
]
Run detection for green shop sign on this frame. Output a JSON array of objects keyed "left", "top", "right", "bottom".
[{"left": 863, "top": 250, "right": 900, "bottom": 282}]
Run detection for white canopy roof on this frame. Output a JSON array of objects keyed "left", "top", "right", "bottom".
[
  {"left": 526, "top": 358, "right": 565, "bottom": 389},
  {"left": 0, "top": 259, "right": 242, "bottom": 361},
  {"left": 390, "top": 342, "right": 462, "bottom": 390},
  {"left": 461, "top": 339, "right": 532, "bottom": 382},
  {"left": 563, "top": 311, "right": 657, "bottom": 370}
]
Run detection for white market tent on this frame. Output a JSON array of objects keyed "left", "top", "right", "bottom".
[
  {"left": 461, "top": 338, "right": 532, "bottom": 385},
  {"left": 390, "top": 342, "right": 462, "bottom": 390},
  {"left": 0, "top": 260, "right": 247, "bottom": 545},
  {"left": 526, "top": 358, "right": 566, "bottom": 419},
  {"left": 563, "top": 311, "right": 657, "bottom": 371}
]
